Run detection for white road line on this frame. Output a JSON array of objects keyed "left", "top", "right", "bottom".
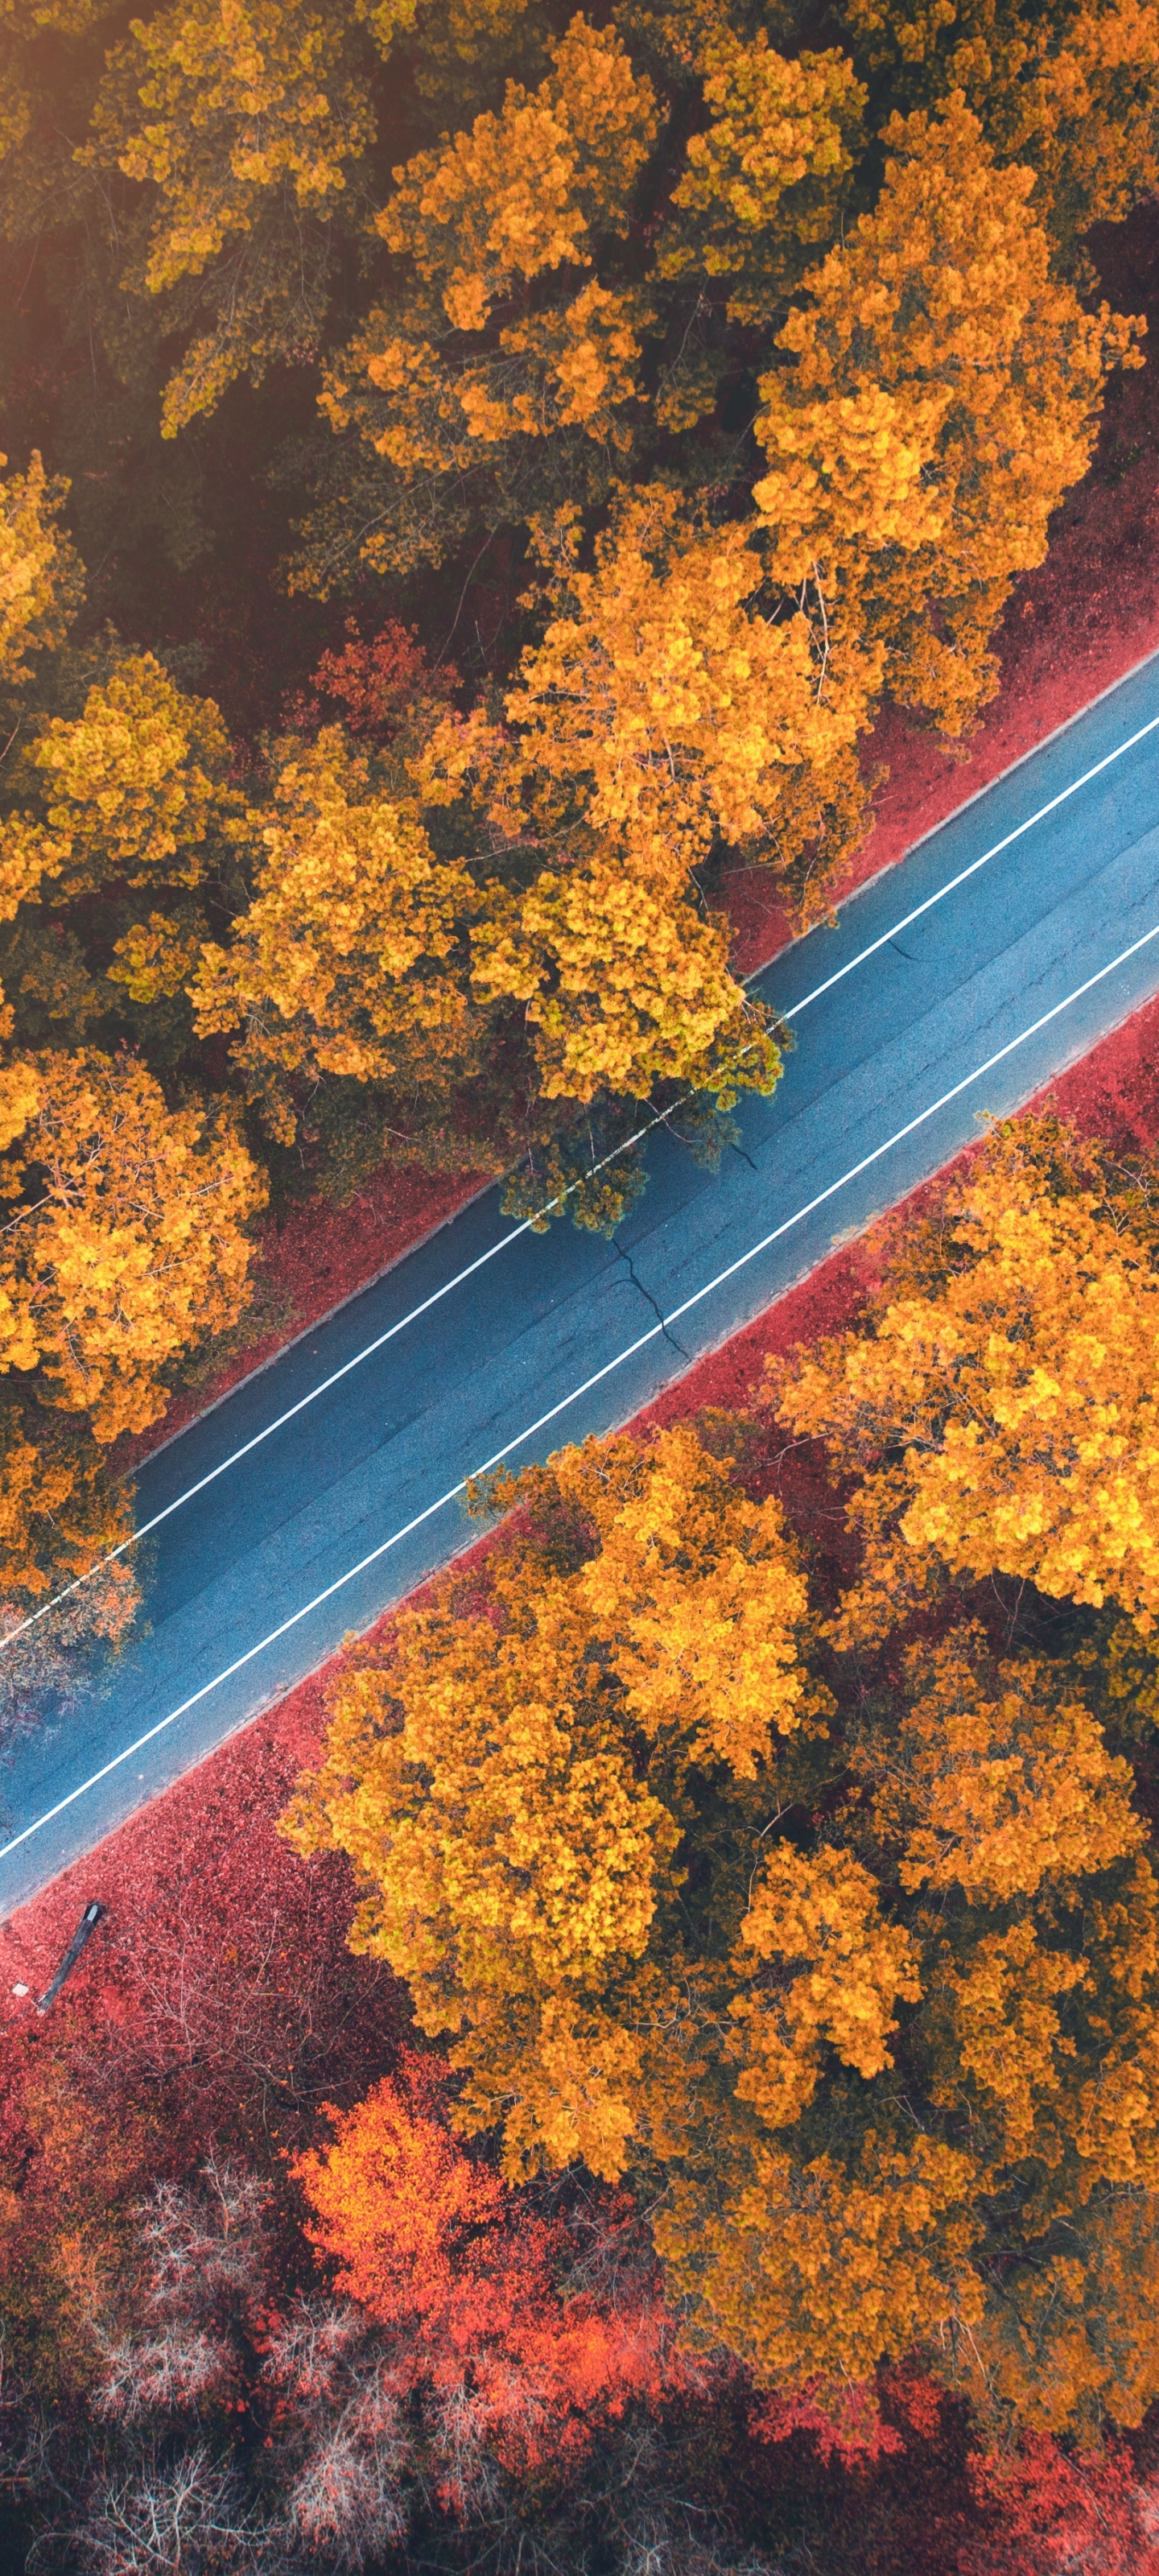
[
  {"left": 5, "top": 691, "right": 1157, "bottom": 1662},
  {"left": 780, "top": 705, "right": 1159, "bottom": 1021},
  {"left": 4, "top": 914, "right": 1157, "bottom": 1876}
]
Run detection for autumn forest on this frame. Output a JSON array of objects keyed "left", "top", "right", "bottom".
[{"left": 4, "top": 0, "right": 1159, "bottom": 2568}]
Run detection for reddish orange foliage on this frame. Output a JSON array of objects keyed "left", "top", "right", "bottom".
[
  {"left": 287, "top": 617, "right": 458, "bottom": 741},
  {"left": 295, "top": 2052, "right": 693, "bottom": 2500},
  {"left": 963, "top": 2434, "right": 1159, "bottom": 2576}
]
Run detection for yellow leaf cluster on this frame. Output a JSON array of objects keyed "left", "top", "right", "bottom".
[
  {"left": 1014, "top": 2, "right": 1159, "bottom": 246},
  {"left": 870, "top": 1638, "right": 1144, "bottom": 1903},
  {"left": 287, "top": 1393, "right": 1159, "bottom": 2427},
  {"left": 0, "top": 1396, "right": 135, "bottom": 1618},
  {"left": 89, "top": 0, "right": 377, "bottom": 430},
  {"left": 774, "top": 1121, "right": 1159, "bottom": 1643},
  {"left": 420, "top": 481, "right": 877, "bottom": 943},
  {"left": 753, "top": 96, "right": 1143, "bottom": 735},
  {"left": 732, "top": 1846, "right": 922, "bottom": 2124},
  {"left": 0, "top": 450, "right": 83, "bottom": 689},
  {"left": 10, "top": 653, "right": 233, "bottom": 903},
  {"left": 107, "top": 908, "right": 207, "bottom": 1004},
  {"left": 377, "top": 14, "right": 657, "bottom": 335},
  {"left": 283, "top": 1422, "right": 828, "bottom": 2182},
  {"left": 190, "top": 730, "right": 485, "bottom": 1133},
  {"left": 660, "top": 33, "right": 865, "bottom": 321},
  {"left": 322, "top": 17, "right": 657, "bottom": 475},
  {"left": 471, "top": 862, "right": 778, "bottom": 1106},
  {"left": 0, "top": 1048, "right": 266, "bottom": 1438},
  {"left": 656, "top": 2131, "right": 984, "bottom": 2388},
  {"left": 840, "top": 0, "right": 1159, "bottom": 262}
]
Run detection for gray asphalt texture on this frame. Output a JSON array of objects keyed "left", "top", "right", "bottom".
[{"left": 4, "top": 650, "right": 1159, "bottom": 1918}]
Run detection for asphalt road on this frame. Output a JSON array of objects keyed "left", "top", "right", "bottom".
[{"left": 4, "top": 650, "right": 1159, "bottom": 1918}]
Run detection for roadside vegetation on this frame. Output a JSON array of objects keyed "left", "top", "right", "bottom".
[{"left": 5, "top": 1, "right": 1159, "bottom": 2567}]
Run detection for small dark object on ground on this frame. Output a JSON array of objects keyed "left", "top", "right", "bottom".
[{"left": 36, "top": 1901, "right": 103, "bottom": 2014}]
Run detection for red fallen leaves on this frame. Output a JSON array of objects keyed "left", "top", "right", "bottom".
[
  {"left": 963, "top": 2436, "right": 1159, "bottom": 2576},
  {"left": 294, "top": 2051, "right": 699, "bottom": 2501},
  {"left": 0, "top": 1676, "right": 410, "bottom": 2191}
]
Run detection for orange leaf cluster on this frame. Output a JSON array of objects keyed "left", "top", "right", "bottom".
[{"left": 295, "top": 2053, "right": 692, "bottom": 2499}]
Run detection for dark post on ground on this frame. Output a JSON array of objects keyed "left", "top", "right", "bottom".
[{"left": 35, "top": 1901, "right": 103, "bottom": 2015}]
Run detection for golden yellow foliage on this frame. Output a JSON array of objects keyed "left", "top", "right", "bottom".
[
  {"left": 840, "top": 0, "right": 1159, "bottom": 266},
  {"left": 0, "top": 450, "right": 83, "bottom": 688},
  {"left": 470, "top": 864, "right": 776, "bottom": 1107},
  {"left": 869, "top": 1637, "right": 1144, "bottom": 1903},
  {"left": 190, "top": 729, "right": 486, "bottom": 1139},
  {"left": 320, "top": 17, "right": 658, "bottom": 494},
  {"left": 774, "top": 1118, "right": 1159, "bottom": 1644},
  {"left": 88, "top": 0, "right": 378, "bottom": 431},
  {"left": 0, "top": 1048, "right": 266, "bottom": 1438},
  {"left": 652, "top": 1622, "right": 1159, "bottom": 2414},
  {"left": 9, "top": 653, "right": 233, "bottom": 906},
  {"left": 107, "top": 909, "right": 208, "bottom": 1004},
  {"left": 0, "top": 1396, "right": 135, "bottom": 1621},
  {"left": 422, "top": 481, "right": 877, "bottom": 934},
  {"left": 659, "top": 32, "right": 865, "bottom": 324},
  {"left": 283, "top": 1421, "right": 829, "bottom": 2182},
  {"left": 287, "top": 1407, "right": 1159, "bottom": 2430},
  {"left": 656, "top": 2131, "right": 984, "bottom": 2388},
  {"left": 377, "top": 14, "right": 656, "bottom": 335},
  {"left": 753, "top": 96, "right": 1142, "bottom": 737},
  {"left": 732, "top": 1844, "right": 922, "bottom": 2122}
]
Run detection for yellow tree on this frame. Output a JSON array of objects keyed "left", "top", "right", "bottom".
[
  {"left": 658, "top": 1624, "right": 1159, "bottom": 2431},
  {"left": 839, "top": 0, "right": 1159, "bottom": 273},
  {"left": 0, "top": 450, "right": 83, "bottom": 692},
  {"left": 416, "top": 478, "right": 869, "bottom": 1102},
  {"left": 6, "top": 651, "right": 235, "bottom": 906},
  {"left": 285, "top": 1423, "right": 1159, "bottom": 2436},
  {"left": 82, "top": 0, "right": 405, "bottom": 435},
  {"left": 425, "top": 485, "right": 877, "bottom": 904},
  {"left": 313, "top": 14, "right": 659, "bottom": 584},
  {"left": 773, "top": 1115, "right": 1159, "bottom": 1647},
  {"left": 0, "top": 1046, "right": 266, "bottom": 1438},
  {"left": 753, "top": 95, "right": 1143, "bottom": 741},
  {"left": 284, "top": 1421, "right": 832, "bottom": 2182},
  {"left": 469, "top": 864, "right": 777, "bottom": 1108},
  {"left": 660, "top": 33, "right": 863, "bottom": 321},
  {"left": 189, "top": 728, "right": 489, "bottom": 1144},
  {"left": 0, "top": 1395, "right": 137, "bottom": 1640}
]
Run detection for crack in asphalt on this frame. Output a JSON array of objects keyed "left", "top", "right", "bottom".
[{"left": 611, "top": 1232, "right": 690, "bottom": 1359}]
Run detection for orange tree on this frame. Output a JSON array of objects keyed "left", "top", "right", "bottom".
[
  {"left": 283, "top": 1394, "right": 1159, "bottom": 2436},
  {"left": 772, "top": 1115, "right": 1159, "bottom": 1649},
  {"left": 752, "top": 94, "right": 1143, "bottom": 743},
  {"left": 837, "top": 0, "right": 1159, "bottom": 278}
]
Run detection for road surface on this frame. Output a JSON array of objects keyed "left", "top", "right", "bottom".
[{"left": 3, "top": 650, "right": 1159, "bottom": 1916}]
